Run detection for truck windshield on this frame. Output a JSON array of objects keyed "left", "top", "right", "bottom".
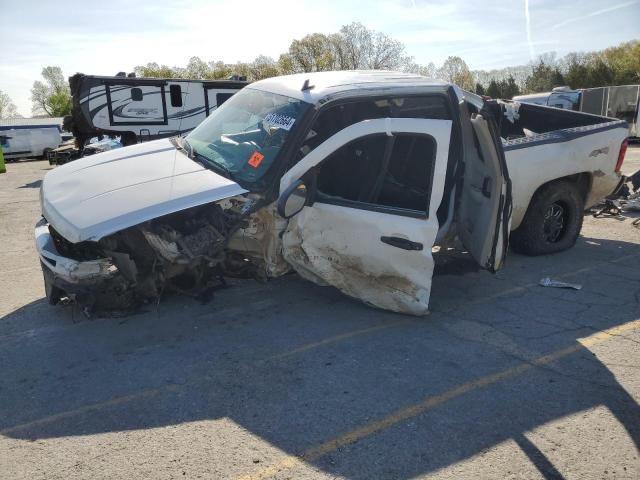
[{"left": 186, "top": 88, "right": 311, "bottom": 184}]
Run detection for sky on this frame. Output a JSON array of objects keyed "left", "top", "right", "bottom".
[{"left": 1, "top": 0, "right": 638, "bottom": 116}]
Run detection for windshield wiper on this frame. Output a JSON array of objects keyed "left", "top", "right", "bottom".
[{"left": 192, "top": 150, "right": 235, "bottom": 181}]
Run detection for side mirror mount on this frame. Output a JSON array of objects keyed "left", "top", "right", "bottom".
[{"left": 277, "top": 180, "right": 309, "bottom": 219}]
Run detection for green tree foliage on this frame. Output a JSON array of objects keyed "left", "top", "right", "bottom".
[
  {"left": 524, "top": 61, "right": 565, "bottom": 94},
  {"left": 482, "top": 76, "right": 521, "bottom": 99},
  {"left": 128, "top": 34, "right": 638, "bottom": 97},
  {"left": 0, "top": 90, "right": 19, "bottom": 118},
  {"left": 31, "top": 66, "right": 72, "bottom": 117},
  {"left": 486, "top": 79, "right": 500, "bottom": 98},
  {"left": 437, "top": 56, "right": 475, "bottom": 90}
]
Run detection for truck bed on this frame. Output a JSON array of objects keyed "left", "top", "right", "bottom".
[{"left": 495, "top": 102, "right": 629, "bottom": 229}]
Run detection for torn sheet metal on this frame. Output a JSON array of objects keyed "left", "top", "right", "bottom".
[
  {"left": 539, "top": 277, "right": 582, "bottom": 290},
  {"left": 282, "top": 203, "right": 435, "bottom": 316}
]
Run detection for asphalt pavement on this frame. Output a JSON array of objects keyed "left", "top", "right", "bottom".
[{"left": 0, "top": 148, "right": 639, "bottom": 479}]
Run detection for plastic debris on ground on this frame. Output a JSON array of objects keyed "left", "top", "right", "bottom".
[{"left": 539, "top": 277, "right": 582, "bottom": 290}]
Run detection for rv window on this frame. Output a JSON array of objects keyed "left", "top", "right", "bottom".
[
  {"left": 131, "top": 88, "right": 143, "bottom": 102},
  {"left": 216, "top": 93, "right": 234, "bottom": 106},
  {"left": 170, "top": 85, "right": 183, "bottom": 107}
]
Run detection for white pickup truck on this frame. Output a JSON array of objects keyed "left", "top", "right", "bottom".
[{"left": 35, "top": 71, "right": 629, "bottom": 315}]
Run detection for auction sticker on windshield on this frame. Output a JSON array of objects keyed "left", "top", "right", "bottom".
[
  {"left": 263, "top": 113, "right": 296, "bottom": 131},
  {"left": 247, "top": 151, "right": 265, "bottom": 168}
]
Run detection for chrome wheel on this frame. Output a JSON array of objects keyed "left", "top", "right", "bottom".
[{"left": 543, "top": 203, "right": 566, "bottom": 243}]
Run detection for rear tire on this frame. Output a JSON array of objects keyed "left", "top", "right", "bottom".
[{"left": 510, "top": 180, "right": 584, "bottom": 256}]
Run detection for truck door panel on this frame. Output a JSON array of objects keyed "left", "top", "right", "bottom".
[
  {"left": 457, "top": 113, "right": 511, "bottom": 271},
  {"left": 280, "top": 118, "right": 451, "bottom": 315}
]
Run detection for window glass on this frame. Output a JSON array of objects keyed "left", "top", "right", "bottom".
[
  {"left": 169, "top": 85, "right": 182, "bottom": 107},
  {"left": 300, "top": 95, "right": 449, "bottom": 157},
  {"left": 377, "top": 135, "right": 436, "bottom": 211},
  {"left": 216, "top": 93, "right": 234, "bottom": 106},
  {"left": 131, "top": 88, "right": 143, "bottom": 102},
  {"left": 186, "top": 88, "right": 311, "bottom": 184},
  {"left": 316, "top": 133, "right": 437, "bottom": 214},
  {"left": 317, "top": 134, "right": 388, "bottom": 203}
]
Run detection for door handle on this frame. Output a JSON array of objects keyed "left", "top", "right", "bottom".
[{"left": 380, "top": 236, "right": 423, "bottom": 251}]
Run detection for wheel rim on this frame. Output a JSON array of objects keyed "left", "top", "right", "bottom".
[{"left": 543, "top": 202, "right": 566, "bottom": 243}]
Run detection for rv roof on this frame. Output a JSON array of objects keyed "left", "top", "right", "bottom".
[{"left": 78, "top": 74, "right": 247, "bottom": 85}]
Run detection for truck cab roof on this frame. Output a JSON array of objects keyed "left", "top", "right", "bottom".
[{"left": 248, "top": 70, "right": 483, "bottom": 108}]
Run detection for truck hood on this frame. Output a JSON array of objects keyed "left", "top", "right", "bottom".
[{"left": 41, "top": 138, "right": 247, "bottom": 243}]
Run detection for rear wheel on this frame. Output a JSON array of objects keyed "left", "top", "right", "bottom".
[{"left": 510, "top": 180, "right": 584, "bottom": 256}]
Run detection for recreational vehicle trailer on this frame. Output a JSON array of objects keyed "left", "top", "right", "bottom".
[
  {"left": 512, "top": 86, "right": 582, "bottom": 110},
  {"left": 514, "top": 85, "right": 639, "bottom": 138},
  {"left": 0, "top": 118, "right": 64, "bottom": 160},
  {"left": 66, "top": 73, "right": 249, "bottom": 147},
  {"left": 579, "top": 85, "right": 639, "bottom": 138}
]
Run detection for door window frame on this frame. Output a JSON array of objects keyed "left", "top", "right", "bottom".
[{"left": 310, "top": 130, "right": 439, "bottom": 220}]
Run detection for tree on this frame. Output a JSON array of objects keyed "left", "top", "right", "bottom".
[
  {"left": 248, "top": 56, "right": 280, "bottom": 80},
  {"left": 475, "top": 83, "right": 485, "bottom": 96},
  {"left": 134, "top": 62, "right": 176, "bottom": 78},
  {"left": 0, "top": 91, "right": 19, "bottom": 118},
  {"left": 281, "top": 22, "right": 411, "bottom": 73},
  {"left": 286, "top": 33, "right": 335, "bottom": 72},
  {"left": 31, "top": 66, "right": 72, "bottom": 117},
  {"left": 486, "top": 79, "right": 500, "bottom": 99},
  {"left": 438, "top": 56, "right": 475, "bottom": 91},
  {"left": 524, "top": 61, "right": 565, "bottom": 93},
  {"left": 338, "top": 22, "right": 411, "bottom": 70},
  {"left": 501, "top": 75, "right": 521, "bottom": 98}
]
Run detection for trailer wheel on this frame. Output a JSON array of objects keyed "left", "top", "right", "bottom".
[
  {"left": 510, "top": 180, "right": 584, "bottom": 256},
  {"left": 42, "top": 148, "right": 52, "bottom": 161},
  {"left": 121, "top": 132, "right": 137, "bottom": 146}
]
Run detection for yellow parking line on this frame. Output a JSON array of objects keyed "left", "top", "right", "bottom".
[
  {"left": 235, "top": 318, "right": 640, "bottom": 480},
  {"left": 0, "top": 320, "right": 410, "bottom": 436},
  {"left": 267, "top": 319, "right": 413, "bottom": 360}
]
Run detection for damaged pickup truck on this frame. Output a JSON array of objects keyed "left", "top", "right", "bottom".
[{"left": 36, "top": 71, "right": 630, "bottom": 315}]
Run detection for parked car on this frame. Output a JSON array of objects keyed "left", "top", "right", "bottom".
[{"left": 35, "top": 71, "right": 629, "bottom": 314}]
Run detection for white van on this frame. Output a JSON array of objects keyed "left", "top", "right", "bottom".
[{"left": 0, "top": 123, "right": 63, "bottom": 160}]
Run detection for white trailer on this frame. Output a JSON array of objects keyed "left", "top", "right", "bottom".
[
  {"left": 0, "top": 119, "right": 63, "bottom": 160},
  {"left": 66, "top": 73, "right": 248, "bottom": 146},
  {"left": 514, "top": 85, "right": 639, "bottom": 138}
]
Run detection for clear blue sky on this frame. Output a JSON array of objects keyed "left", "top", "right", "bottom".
[{"left": 1, "top": 0, "right": 638, "bottom": 116}]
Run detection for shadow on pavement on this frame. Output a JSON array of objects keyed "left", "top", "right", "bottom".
[{"left": 1, "top": 236, "right": 639, "bottom": 479}]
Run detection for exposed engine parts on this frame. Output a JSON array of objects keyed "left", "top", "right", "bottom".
[{"left": 50, "top": 196, "right": 261, "bottom": 314}]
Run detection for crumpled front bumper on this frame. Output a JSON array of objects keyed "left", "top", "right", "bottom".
[{"left": 34, "top": 217, "right": 118, "bottom": 286}]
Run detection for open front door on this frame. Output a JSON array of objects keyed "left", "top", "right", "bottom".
[
  {"left": 279, "top": 118, "right": 452, "bottom": 315},
  {"left": 457, "top": 113, "right": 512, "bottom": 271}
]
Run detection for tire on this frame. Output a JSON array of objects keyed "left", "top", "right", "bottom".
[
  {"left": 510, "top": 180, "right": 584, "bottom": 256},
  {"left": 121, "top": 132, "right": 137, "bottom": 146},
  {"left": 42, "top": 148, "right": 52, "bottom": 161}
]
